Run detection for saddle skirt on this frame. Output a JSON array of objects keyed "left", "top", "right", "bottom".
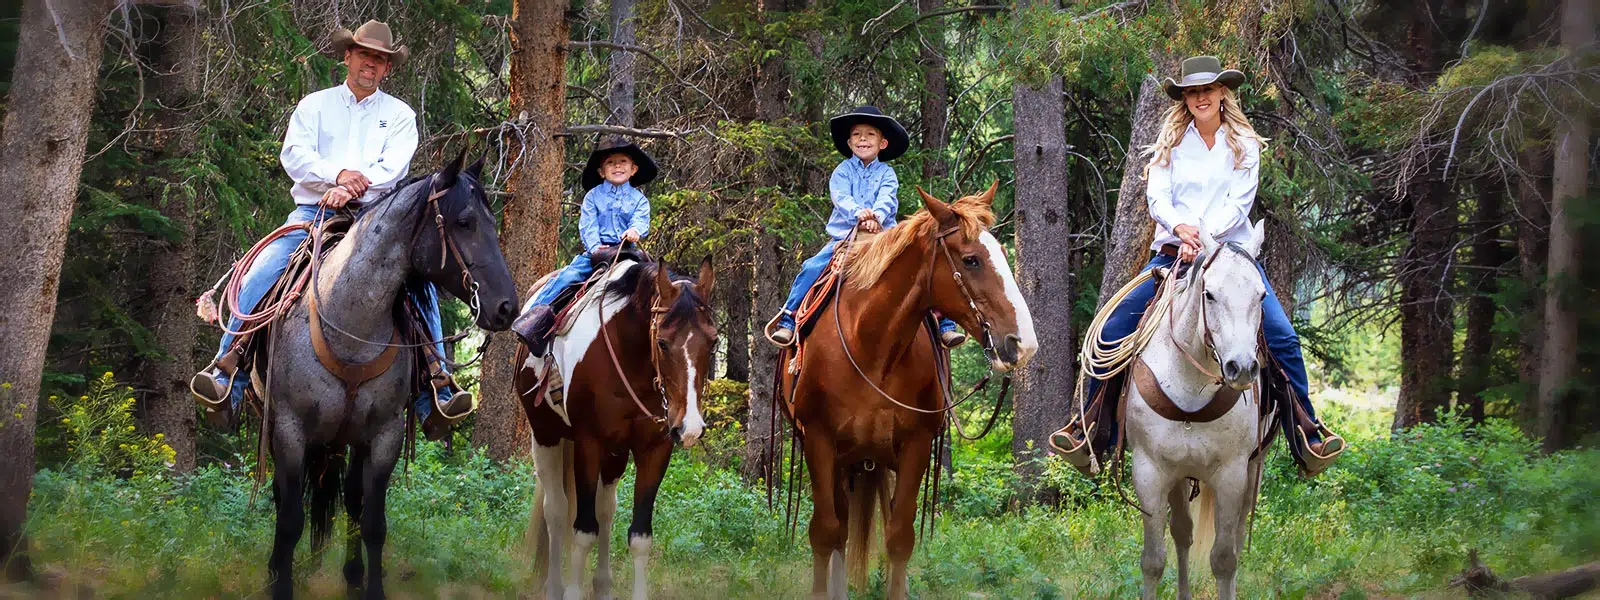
[{"left": 520, "top": 259, "right": 640, "bottom": 426}]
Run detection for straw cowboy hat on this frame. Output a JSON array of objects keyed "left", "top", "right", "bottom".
[
  {"left": 1162, "top": 55, "right": 1245, "bottom": 100},
  {"left": 829, "top": 106, "right": 910, "bottom": 162},
  {"left": 330, "top": 20, "right": 409, "bottom": 67}
]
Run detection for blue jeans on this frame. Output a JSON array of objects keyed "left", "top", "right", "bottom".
[
  {"left": 525, "top": 253, "right": 596, "bottom": 311},
  {"left": 778, "top": 241, "right": 957, "bottom": 334},
  {"left": 211, "top": 205, "right": 452, "bottom": 417},
  {"left": 1086, "top": 253, "right": 1320, "bottom": 441}
]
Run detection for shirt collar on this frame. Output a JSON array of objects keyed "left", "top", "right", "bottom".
[
  {"left": 598, "top": 181, "right": 634, "bottom": 196},
  {"left": 338, "top": 83, "right": 385, "bottom": 107},
  {"left": 847, "top": 155, "right": 882, "bottom": 171}
]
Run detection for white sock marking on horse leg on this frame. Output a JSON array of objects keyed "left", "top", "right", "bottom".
[
  {"left": 679, "top": 337, "right": 705, "bottom": 447},
  {"left": 629, "top": 534, "right": 652, "bottom": 600},
  {"left": 567, "top": 531, "right": 597, "bottom": 600},
  {"left": 594, "top": 482, "right": 618, "bottom": 600},
  {"left": 534, "top": 444, "right": 569, "bottom": 599},
  {"left": 978, "top": 231, "right": 1038, "bottom": 357},
  {"left": 828, "top": 550, "right": 847, "bottom": 600}
]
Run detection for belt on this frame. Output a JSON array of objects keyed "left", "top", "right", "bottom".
[{"left": 1157, "top": 243, "right": 1180, "bottom": 257}]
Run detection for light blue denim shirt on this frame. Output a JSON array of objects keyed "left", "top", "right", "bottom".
[
  {"left": 826, "top": 156, "right": 899, "bottom": 240},
  {"left": 579, "top": 182, "right": 651, "bottom": 253}
]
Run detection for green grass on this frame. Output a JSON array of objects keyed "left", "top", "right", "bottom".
[{"left": 13, "top": 407, "right": 1598, "bottom": 599}]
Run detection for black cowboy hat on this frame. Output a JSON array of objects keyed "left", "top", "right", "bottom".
[
  {"left": 1162, "top": 55, "right": 1245, "bottom": 100},
  {"left": 829, "top": 106, "right": 910, "bottom": 162},
  {"left": 581, "top": 137, "right": 659, "bottom": 191}
]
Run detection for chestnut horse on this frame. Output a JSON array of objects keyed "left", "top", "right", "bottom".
[
  {"left": 516, "top": 258, "right": 717, "bottom": 600},
  {"left": 779, "top": 182, "right": 1037, "bottom": 599}
]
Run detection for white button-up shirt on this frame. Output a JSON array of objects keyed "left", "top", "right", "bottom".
[
  {"left": 1146, "top": 122, "right": 1260, "bottom": 250},
  {"left": 280, "top": 84, "right": 418, "bottom": 205}
]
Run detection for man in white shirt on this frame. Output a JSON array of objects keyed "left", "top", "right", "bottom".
[{"left": 191, "top": 21, "right": 470, "bottom": 438}]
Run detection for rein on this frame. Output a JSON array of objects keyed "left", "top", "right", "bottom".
[
  {"left": 831, "top": 225, "right": 1013, "bottom": 420},
  {"left": 588, "top": 245, "right": 684, "bottom": 426}
]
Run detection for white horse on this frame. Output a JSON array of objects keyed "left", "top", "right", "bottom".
[{"left": 1125, "top": 220, "right": 1272, "bottom": 600}]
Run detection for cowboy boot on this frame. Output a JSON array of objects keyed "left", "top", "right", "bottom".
[
  {"left": 512, "top": 304, "right": 556, "bottom": 355},
  {"left": 939, "top": 330, "right": 967, "bottom": 348},
  {"left": 1296, "top": 422, "right": 1347, "bottom": 477},
  {"left": 769, "top": 310, "right": 797, "bottom": 347},
  {"left": 192, "top": 347, "right": 245, "bottom": 429},
  {"left": 1048, "top": 419, "right": 1097, "bottom": 477},
  {"left": 422, "top": 388, "right": 475, "bottom": 441}
]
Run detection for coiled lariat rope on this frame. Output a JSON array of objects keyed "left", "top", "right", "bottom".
[{"left": 1071, "top": 266, "right": 1184, "bottom": 475}]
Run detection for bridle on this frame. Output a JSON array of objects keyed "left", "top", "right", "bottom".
[
  {"left": 591, "top": 249, "right": 715, "bottom": 430},
  {"left": 832, "top": 223, "right": 1015, "bottom": 426},
  {"left": 1167, "top": 242, "right": 1255, "bottom": 384}
]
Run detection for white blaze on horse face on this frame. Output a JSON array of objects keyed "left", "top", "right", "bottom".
[
  {"left": 978, "top": 231, "right": 1039, "bottom": 365},
  {"left": 678, "top": 336, "right": 705, "bottom": 447}
]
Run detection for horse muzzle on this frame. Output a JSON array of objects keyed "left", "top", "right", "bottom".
[
  {"left": 988, "top": 334, "right": 1035, "bottom": 373},
  {"left": 1221, "top": 357, "right": 1259, "bottom": 391}
]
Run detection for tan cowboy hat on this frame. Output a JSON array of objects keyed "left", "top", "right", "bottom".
[
  {"left": 1162, "top": 55, "right": 1245, "bottom": 100},
  {"left": 330, "top": 20, "right": 409, "bottom": 67}
]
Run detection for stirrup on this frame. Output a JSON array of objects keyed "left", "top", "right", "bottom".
[
  {"left": 1047, "top": 421, "right": 1097, "bottom": 476},
  {"left": 190, "top": 367, "right": 234, "bottom": 408},
  {"left": 763, "top": 311, "right": 797, "bottom": 348},
  {"left": 939, "top": 330, "right": 967, "bottom": 348},
  {"left": 430, "top": 376, "right": 476, "bottom": 421},
  {"left": 1295, "top": 422, "right": 1345, "bottom": 477}
]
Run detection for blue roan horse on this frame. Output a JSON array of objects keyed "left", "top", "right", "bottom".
[{"left": 261, "top": 152, "right": 517, "bottom": 599}]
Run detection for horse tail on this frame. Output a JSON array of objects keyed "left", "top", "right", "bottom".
[
  {"left": 306, "top": 446, "right": 345, "bottom": 553},
  {"left": 845, "top": 467, "right": 888, "bottom": 589},
  {"left": 1193, "top": 481, "right": 1217, "bottom": 560}
]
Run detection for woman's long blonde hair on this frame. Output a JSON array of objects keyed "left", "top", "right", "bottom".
[{"left": 1143, "top": 88, "right": 1267, "bottom": 175}]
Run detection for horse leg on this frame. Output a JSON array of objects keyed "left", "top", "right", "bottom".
[
  {"left": 1166, "top": 482, "right": 1195, "bottom": 600},
  {"left": 534, "top": 441, "right": 571, "bottom": 600},
  {"left": 566, "top": 437, "right": 604, "bottom": 600},
  {"left": 358, "top": 431, "right": 402, "bottom": 600},
  {"left": 627, "top": 442, "right": 672, "bottom": 600},
  {"left": 884, "top": 433, "right": 933, "bottom": 600},
  {"left": 592, "top": 452, "right": 626, "bottom": 600},
  {"left": 1209, "top": 460, "right": 1249, "bottom": 600},
  {"left": 1131, "top": 450, "right": 1175, "bottom": 600},
  {"left": 343, "top": 446, "right": 369, "bottom": 597},
  {"left": 268, "top": 428, "right": 307, "bottom": 600},
  {"left": 802, "top": 432, "right": 845, "bottom": 600}
]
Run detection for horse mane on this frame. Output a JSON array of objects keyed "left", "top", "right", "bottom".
[
  {"left": 355, "top": 170, "right": 481, "bottom": 222},
  {"left": 603, "top": 260, "right": 707, "bottom": 326},
  {"left": 842, "top": 194, "right": 996, "bottom": 289}
]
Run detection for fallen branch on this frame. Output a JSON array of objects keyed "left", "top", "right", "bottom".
[
  {"left": 1452, "top": 550, "right": 1600, "bottom": 599},
  {"left": 560, "top": 124, "right": 690, "bottom": 140}
]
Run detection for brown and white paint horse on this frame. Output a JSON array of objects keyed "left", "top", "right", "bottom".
[
  {"left": 516, "top": 258, "right": 717, "bottom": 600},
  {"left": 781, "top": 182, "right": 1037, "bottom": 599}
]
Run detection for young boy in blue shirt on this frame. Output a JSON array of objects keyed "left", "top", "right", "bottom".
[
  {"left": 769, "top": 106, "right": 964, "bottom": 348},
  {"left": 513, "top": 137, "right": 657, "bottom": 353}
]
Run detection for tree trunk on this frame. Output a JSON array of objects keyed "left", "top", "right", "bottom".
[
  {"left": 1096, "top": 59, "right": 1170, "bottom": 308},
  {"left": 607, "top": 0, "right": 636, "bottom": 127},
  {"left": 139, "top": 2, "right": 203, "bottom": 474},
  {"left": 1515, "top": 148, "right": 1550, "bottom": 427},
  {"left": 1393, "top": 176, "right": 1458, "bottom": 431},
  {"left": 1459, "top": 179, "right": 1505, "bottom": 423},
  {"left": 0, "top": 0, "right": 114, "bottom": 580},
  {"left": 918, "top": 0, "right": 949, "bottom": 183},
  {"left": 1536, "top": 0, "right": 1592, "bottom": 452},
  {"left": 475, "top": 0, "right": 568, "bottom": 462},
  {"left": 721, "top": 245, "right": 751, "bottom": 382},
  {"left": 1011, "top": 70, "right": 1072, "bottom": 487}
]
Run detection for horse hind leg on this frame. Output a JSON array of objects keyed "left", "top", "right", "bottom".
[
  {"left": 343, "top": 448, "right": 369, "bottom": 597},
  {"left": 1167, "top": 481, "right": 1196, "bottom": 600},
  {"left": 533, "top": 442, "right": 571, "bottom": 600},
  {"left": 1131, "top": 451, "right": 1175, "bottom": 600},
  {"left": 592, "top": 460, "right": 624, "bottom": 600}
]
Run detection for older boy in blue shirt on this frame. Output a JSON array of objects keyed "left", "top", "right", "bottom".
[
  {"left": 513, "top": 137, "right": 657, "bottom": 353},
  {"left": 769, "top": 106, "right": 963, "bottom": 348}
]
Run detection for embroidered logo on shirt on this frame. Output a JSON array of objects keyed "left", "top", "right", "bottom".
[{"left": 379, "top": 120, "right": 389, "bottom": 128}]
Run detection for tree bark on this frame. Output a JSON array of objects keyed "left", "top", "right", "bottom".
[
  {"left": 1536, "top": 0, "right": 1592, "bottom": 452},
  {"left": 0, "top": 0, "right": 115, "bottom": 580},
  {"left": 1514, "top": 148, "right": 1550, "bottom": 427},
  {"left": 139, "top": 2, "right": 204, "bottom": 473},
  {"left": 1459, "top": 179, "right": 1505, "bottom": 423},
  {"left": 1096, "top": 60, "right": 1170, "bottom": 308},
  {"left": 721, "top": 245, "right": 752, "bottom": 382},
  {"left": 1011, "top": 56, "right": 1072, "bottom": 486},
  {"left": 918, "top": 0, "right": 949, "bottom": 183},
  {"left": 607, "top": 0, "right": 637, "bottom": 127},
  {"left": 1393, "top": 176, "right": 1458, "bottom": 431},
  {"left": 475, "top": 0, "right": 568, "bottom": 462}
]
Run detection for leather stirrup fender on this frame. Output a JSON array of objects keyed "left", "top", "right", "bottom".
[
  {"left": 1131, "top": 356, "right": 1243, "bottom": 424},
  {"left": 309, "top": 290, "right": 403, "bottom": 403}
]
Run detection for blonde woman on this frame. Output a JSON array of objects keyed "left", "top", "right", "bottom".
[{"left": 1049, "top": 56, "right": 1343, "bottom": 475}]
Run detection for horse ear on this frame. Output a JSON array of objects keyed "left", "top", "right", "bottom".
[
  {"left": 919, "top": 186, "right": 955, "bottom": 225},
  {"left": 438, "top": 148, "right": 466, "bottom": 188},
  {"left": 465, "top": 155, "right": 485, "bottom": 181},
  {"left": 654, "top": 261, "right": 676, "bottom": 301},
  {"left": 1242, "top": 219, "right": 1265, "bottom": 258},
  {"left": 695, "top": 256, "right": 715, "bottom": 299},
  {"left": 976, "top": 179, "right": 1000, "bottom": 207},
  {"left": 1199, "top": 225, "right": 1220, "bottom": 256}
]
